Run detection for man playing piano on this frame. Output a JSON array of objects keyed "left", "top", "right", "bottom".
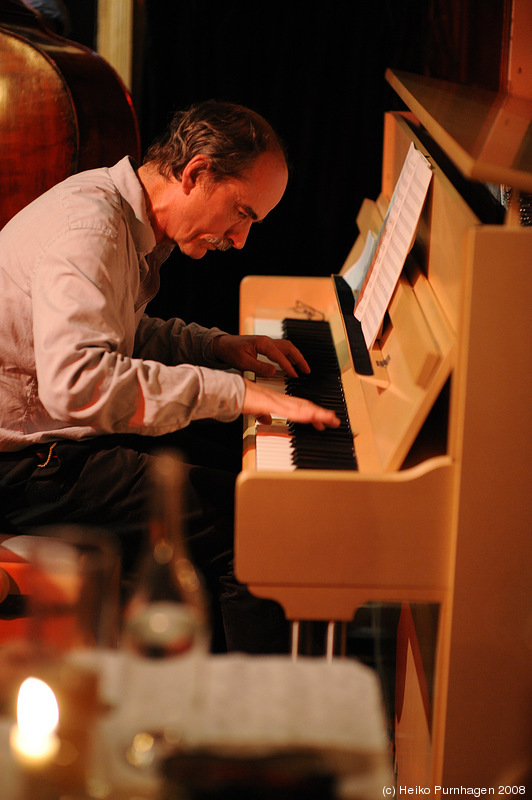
[{"left": 0, "top": 100, "right": 338, "bottom": 652}]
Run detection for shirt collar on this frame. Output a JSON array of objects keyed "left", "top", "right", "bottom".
[{"left": 108, "top": 156, "right": 157, "bottom": 258}]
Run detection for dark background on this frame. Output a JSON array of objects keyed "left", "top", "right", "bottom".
[{"left": 64, "top": 0, "right": 509, "bottom": 335}]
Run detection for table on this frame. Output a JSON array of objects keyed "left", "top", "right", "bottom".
[{"left": 0, "top": 652, "right": 393, "bottom": 799}]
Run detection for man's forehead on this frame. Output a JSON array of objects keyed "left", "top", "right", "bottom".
[{"left": 239, "top": 153, "right": 288, "bottom": 214}]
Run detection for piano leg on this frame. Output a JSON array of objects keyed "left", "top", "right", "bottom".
[
  {"left": 326, "top": 621, "right": 336, "bottom": 661},
  {"left": 326, "top": 621, "right": 348, "bottom": 660},
  {"left": 290, "top": 620, "right": 348, "bottom": 661},
  {"left": 290, "top": 620, "right": 300, "bottom": 662}
]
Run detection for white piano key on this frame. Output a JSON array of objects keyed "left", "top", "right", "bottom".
[
  {"left": 257, "top": 376, "right": 287, "bottom": 393},
  {"left": 253, "top": 318, "right": 284, "bottom": 338},
  {"left": 256, "top": 423, "right": 295, "bottom": 471}
]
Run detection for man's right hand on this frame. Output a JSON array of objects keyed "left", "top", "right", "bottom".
[{"left": 242, "top": 377, "right": 340, "bottom": 431}]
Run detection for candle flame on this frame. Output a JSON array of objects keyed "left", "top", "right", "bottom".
[{"left": 13, "top": 677, "right": 59, "bottom": 760}]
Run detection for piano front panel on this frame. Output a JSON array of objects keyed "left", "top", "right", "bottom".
[{"left": 235, "top": 456, "right": 455, "bottom": 620}]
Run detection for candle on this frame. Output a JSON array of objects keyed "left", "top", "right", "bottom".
[{"left": 10, "top": 677, "right": 60, "bottom": 767}]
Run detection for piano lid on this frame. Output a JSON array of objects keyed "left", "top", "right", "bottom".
[{"left": 386, "top": 69, "right": 532, "bottom": 193}]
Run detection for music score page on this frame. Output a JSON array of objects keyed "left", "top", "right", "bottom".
[{"left": 354, "top": 142, "right": 433, "bottom": 348}]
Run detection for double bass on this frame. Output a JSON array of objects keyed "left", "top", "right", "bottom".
[{"left": 0, "top": 0, "right": 140, "bottom": 229}]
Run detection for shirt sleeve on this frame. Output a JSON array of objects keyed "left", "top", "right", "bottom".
[
  {"left": 31, "top": 224, "right": 245, "bottom": 436},
  {"left": 134, "top": 314, "right": 229, "bottom": 367}
]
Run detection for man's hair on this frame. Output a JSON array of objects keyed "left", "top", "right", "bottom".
[{"left": 143, "top": 100, "right": 287, "bottom": 186}]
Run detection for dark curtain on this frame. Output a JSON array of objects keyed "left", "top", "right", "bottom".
[{"left": 139, "top": 1, "right": 430, "bottom": 333}]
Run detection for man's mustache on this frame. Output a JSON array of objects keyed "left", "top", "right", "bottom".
[{"left": 202, "top": 235, "right": 233, "bottom": 251}]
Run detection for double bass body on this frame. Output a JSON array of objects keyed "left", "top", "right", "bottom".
[{"left": 0, "top": 0, "right": 139, "bottom": 229}]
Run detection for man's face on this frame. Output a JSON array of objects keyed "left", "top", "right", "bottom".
[{"left": 167, "top": 151, "right": 288, "bottom": 259}]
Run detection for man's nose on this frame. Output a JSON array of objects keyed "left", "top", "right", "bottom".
[{"left": 228, "top": 220, "right": 253, "bottom": 250}]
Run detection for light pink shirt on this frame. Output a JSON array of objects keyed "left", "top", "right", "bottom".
[{"left": 0, "top": 157, "right": 245, "bottom": 450}]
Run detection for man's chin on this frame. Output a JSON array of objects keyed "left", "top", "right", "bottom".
[
  {"left": 178, "top": 242, "right": 208, "bottom": 259},
  {"left": 179, "top": 238, "right": 229, "bottom": 258}
]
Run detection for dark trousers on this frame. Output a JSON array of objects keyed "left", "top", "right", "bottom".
[{"left": 0, "top": 421, "right": 289, "bottom": 654}]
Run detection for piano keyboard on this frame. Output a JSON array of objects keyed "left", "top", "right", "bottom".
[{"left": 255, "top": 319, "right": 357, "bottom": 471}]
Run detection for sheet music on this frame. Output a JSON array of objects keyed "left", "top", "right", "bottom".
[{"left": 354, "top": 142, "right": 432, "bottom": 348}]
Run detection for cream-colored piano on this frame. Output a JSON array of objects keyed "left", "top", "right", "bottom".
[{"left": 235, "top": 69, "right": 532, "bottom": 793}]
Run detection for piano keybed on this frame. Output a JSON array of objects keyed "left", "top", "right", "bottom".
[{"left": 255, "top": 318, "right": 357, "bottom": 471}]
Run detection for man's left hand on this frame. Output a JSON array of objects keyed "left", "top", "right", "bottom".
[{"left": 213, "top": 334, "right": 310, "bottom": 378}]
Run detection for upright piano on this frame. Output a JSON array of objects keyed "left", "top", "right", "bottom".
[{"left": 235, "top": 70, "right": 532, "bottom": 792}]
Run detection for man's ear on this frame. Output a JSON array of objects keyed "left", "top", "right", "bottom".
[{"left": 181, "top": 154, "right": 211, "bottom": 194}]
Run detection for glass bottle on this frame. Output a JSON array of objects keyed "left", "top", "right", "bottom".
[{"left": 122, "top": 449, "right": 210, "bottom": 659}]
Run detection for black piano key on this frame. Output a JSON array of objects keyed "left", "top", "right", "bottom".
[
  {"left": 279, "top": 318, "right": 358, "bottom": 471},
  {"left": 292, "top": 444, "right": 356, "bottom": 459},
  {"left": 293, "top": 456, "right": 358, "bottom": 471}
]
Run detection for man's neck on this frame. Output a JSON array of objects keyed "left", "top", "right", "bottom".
[{"left": 137, "top": 163, "right": 175, "bottom": 245}]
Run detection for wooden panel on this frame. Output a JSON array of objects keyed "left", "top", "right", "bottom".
[
  {"left": 235, "top": 457, "right": 455, "bottom": 620},
  {"left": 437, "top": 224, "right": 532, "bottom": 789},
  {"left": 386, "top": 69, "right": 532, "bottom": 191},
  {"left": 395, "top": 605, "right": 433, "bottom": 788}
]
